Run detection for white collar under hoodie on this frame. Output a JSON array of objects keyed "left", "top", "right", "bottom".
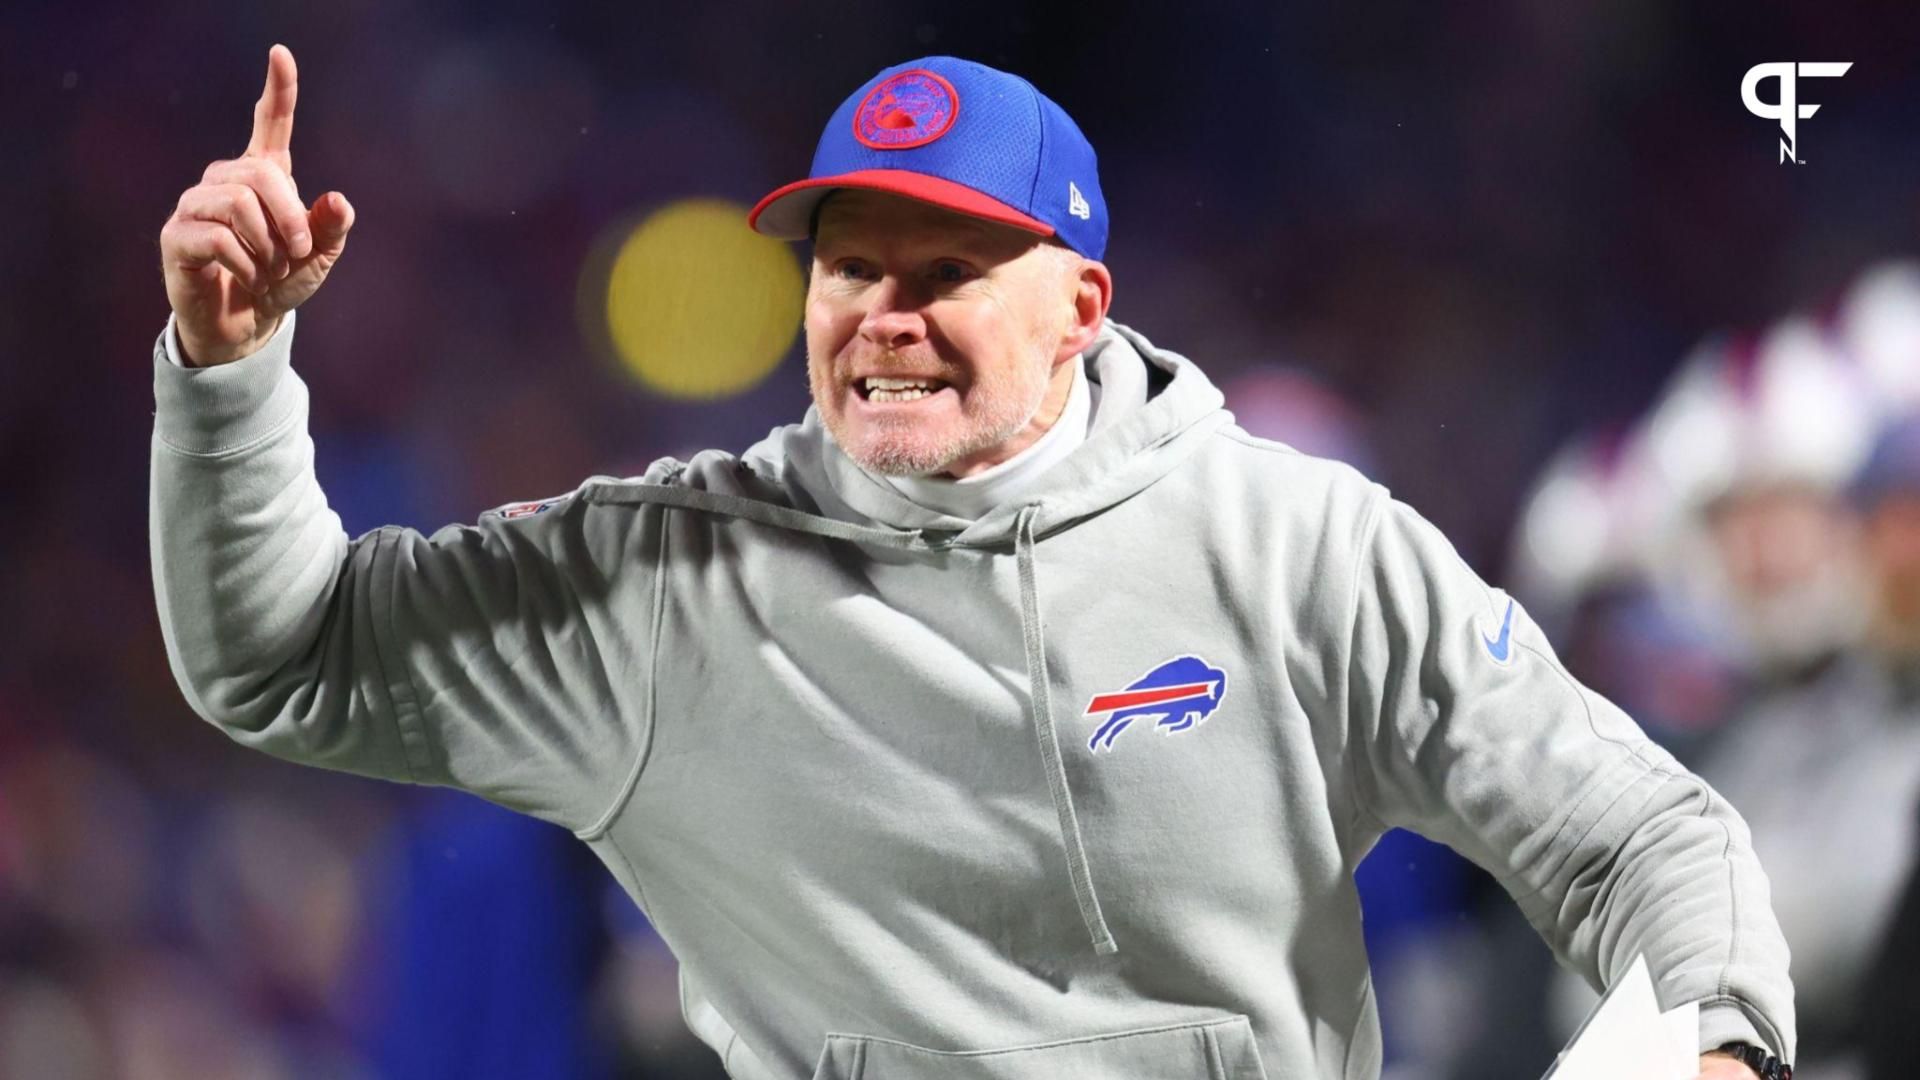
[{"left": 881, "top": 355, "right": 1099, "bottom": 519}]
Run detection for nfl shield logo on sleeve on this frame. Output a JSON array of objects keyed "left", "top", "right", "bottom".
[{"left": 497, "top": 497, "right": 561, "bottom": 520}]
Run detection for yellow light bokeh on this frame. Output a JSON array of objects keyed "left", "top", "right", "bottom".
[{"left": 603, "top": 198, "right": 805, "bottom": 399}]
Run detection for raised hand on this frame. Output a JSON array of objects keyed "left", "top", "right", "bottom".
[{"left": 159, "top": 44, "right": 355, "bottom": 366}]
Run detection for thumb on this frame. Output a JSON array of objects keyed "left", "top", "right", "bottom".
[
  {"left": 264, "top": 191, "right": 354, "bottom": 312},
  {"left": 306, "top": 191, "right": 354, "bottom": 252}
]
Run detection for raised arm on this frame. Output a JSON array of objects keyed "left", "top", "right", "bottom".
[{"left": 149, "top": 47, "right": 654, "bottom": 833}]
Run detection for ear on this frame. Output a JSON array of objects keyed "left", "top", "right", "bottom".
[{"left": 1054, "top": 257, "right": 1113, "bottom": 365}]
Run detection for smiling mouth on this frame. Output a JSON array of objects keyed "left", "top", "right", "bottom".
[{"left": 854, "top": 376, "right": 954, "bottom": 404}]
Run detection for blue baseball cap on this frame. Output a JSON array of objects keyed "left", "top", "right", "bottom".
[{"left": 748, "top": 56, "right": 1108, "bottom": 260}]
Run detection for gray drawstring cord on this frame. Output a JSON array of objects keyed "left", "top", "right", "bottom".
[{"left": 1016, "top": 504, "right": 1118, "bottom": 955}]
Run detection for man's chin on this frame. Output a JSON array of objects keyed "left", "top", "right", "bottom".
[
  {"left": 843, "top": 440, "right": 961, "bottom": 477},
  {"left": 823, "top": 402, "right": 1031, "bottom": 478},
  {"left": 826, "top": 421, "right": 967, "bottom": 476}
]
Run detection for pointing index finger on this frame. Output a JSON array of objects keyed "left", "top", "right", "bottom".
[{"left": 246, "top": 44, "right": 298, "bottom": 168}]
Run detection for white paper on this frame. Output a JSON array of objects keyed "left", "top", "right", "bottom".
[{"left": 1540, "top": 955, "right": 1700, "bottom": 1080}]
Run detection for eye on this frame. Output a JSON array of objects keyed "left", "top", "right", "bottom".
[
  {"left": 931, "top": 260, "right": 974, "bottom": 284},
  {"left": 831, "top": 259, "right": 875, "bottom": 281}
]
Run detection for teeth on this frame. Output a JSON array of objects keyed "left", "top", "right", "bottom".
[
  {"left": 861, "top": 375, "right": 946, "bottom": 404},
  {"left": 869, "top": 387, "right": 933, "bottom": 403}
]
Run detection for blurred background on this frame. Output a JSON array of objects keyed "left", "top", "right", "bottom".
[{"left": 5, "top": 1, "right": 1920, "bottom": 1077}]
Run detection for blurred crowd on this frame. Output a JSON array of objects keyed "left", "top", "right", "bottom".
[
  {"left": 1375, "top": 259, "right": 1920, "bottom": 1080},
  {"left": 5, "top": 1, "right": 1920, "bottom": 1077}
]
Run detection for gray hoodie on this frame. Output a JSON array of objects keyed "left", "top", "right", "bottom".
[{"left": 151, "top": 311, "right": 1794, "bottom": 1078}]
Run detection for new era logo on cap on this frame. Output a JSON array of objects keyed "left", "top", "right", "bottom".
[{"left": 748, "top": 56, "right": 1108, "bottom": 260}]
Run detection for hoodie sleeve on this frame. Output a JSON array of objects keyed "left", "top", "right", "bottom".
[
  {"left": 149, "top": 311, "right": 656, "bottom": 833},
  {"left": 1342, "top": 486, "right": 1796, "bottom": 1062}
]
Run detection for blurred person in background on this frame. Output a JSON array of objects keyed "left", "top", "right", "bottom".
[
  {"left": 1509, "top": 428, "right": 1742, "bottom": 762},
  {"left": 1841, "top": 263, "right": 1920, "bottom": 1080},
  {"left": 1861, "top": 797, "right": 1920, "bottom": 1080},
  {"left": 1532, "top": 266, "right": 1920, "bottom": 1080},
  {"left": 1676, "top": 278, "right": 1920, "bottom": 1080},
  {"left": 1639, "top": 326, "right": 1876, "bottom": 690},
  {"left": 1853, "top": 417, "right": 1920, "bottom": 691},
  {"left": 1698, "top": 413, "right": 1920, "bottom": 1080}
]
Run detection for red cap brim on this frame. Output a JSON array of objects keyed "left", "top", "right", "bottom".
[{"left": 748, "top": 169, "right": 1056, "bottom": 240}]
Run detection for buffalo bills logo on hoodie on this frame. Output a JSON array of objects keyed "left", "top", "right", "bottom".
[{"left": 1083, "top": 655, "right": 1229, "bottom": 752}]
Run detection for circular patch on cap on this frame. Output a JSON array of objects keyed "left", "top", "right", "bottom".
[{"left": 852, "top": 70, "right": 959, "bottom": 150}]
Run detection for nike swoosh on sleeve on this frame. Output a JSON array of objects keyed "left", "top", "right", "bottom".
[{"left": 1481, "top": 599, "right": 1515, "bottom": 662}]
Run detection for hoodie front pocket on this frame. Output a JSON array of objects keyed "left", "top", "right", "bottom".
[{"left": 809, "top": 1014, "right": 1269, "bottom": 1080}]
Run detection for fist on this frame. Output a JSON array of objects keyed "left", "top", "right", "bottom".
[{"left": 159, "top": 44, "right": 354, "bottom": 366}]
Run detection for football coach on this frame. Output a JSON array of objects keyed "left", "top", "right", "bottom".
[{"left": 151, "top": 45, "right": 1794, "bottom": 1079}]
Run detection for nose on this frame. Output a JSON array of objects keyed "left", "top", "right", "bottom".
[{"left": 858, "top": 277, "right": 928, "bottom": 351}]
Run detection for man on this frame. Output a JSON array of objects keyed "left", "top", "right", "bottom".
[{"left": 152, "top": 45, "right": 1794, "bottom": 1079}]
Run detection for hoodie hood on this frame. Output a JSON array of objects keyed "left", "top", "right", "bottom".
[{"left": 585, "top": 319, "right": 1231, "bottom": 956}]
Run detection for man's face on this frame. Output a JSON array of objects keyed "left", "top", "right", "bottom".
[
  {"left": 805, "top": 190, "right": 1083, "bottom": 477},
  {"left": 1702, "top": 483, "right": 1866, "bottom": 665}
]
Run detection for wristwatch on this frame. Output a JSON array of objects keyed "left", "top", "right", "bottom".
[{"left": 1713, "top": 1041, "right": 1792, "bottom": 1080}]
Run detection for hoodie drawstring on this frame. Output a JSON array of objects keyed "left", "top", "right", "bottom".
[{"left": 1015, "top": 505, "right": 1118, "bottom": 955}]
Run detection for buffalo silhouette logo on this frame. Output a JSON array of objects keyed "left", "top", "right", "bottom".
[{"left": 1083, "top": 655, "right": 1229, "bottom": 752}]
